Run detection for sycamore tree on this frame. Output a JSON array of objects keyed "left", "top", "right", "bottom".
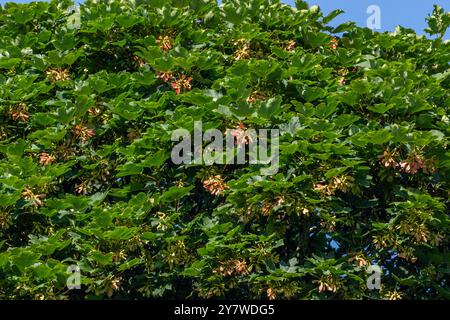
[{"left": 0, "top": 0, "right": 449, "bottom": 300}]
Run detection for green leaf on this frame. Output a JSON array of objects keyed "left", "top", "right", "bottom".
[
  {"left": 367, "top": 104, "right": 394, "bottom": 114},
  {"left": 301, "top": 86, "right": 326, "bottom": 102},
  {"left": 325, "top": 167, "right": 348, "bottom": 179},
  {"left": 334, "top": 114, "right": 360, "bottom": 127},
  {"left": 118, "top": 258, "right": 142, "bottom": 271},
  {"left": 160, "top": 186, "right": 194, "bottom": 203},
  {"left": 12, "top": 250, "right": 41, "bottom": 272},
  {"left": 103, "top": 227, "right": 138, "bottom": 241},
  {"left": 369, "top": 129, "right": 393, "bottom": 145},
  {"left": 53, "top": 32, "right": 77, "bottom": 51},
  {"left": 142, "top": 151, "right": 169, "bottom": 168},
  {"left": 0, "top": 58, "right": 21, "bottom": 69},
  {"left": 259, "top": 96, "right": 282, "bottom": 118},
  {"left": 315, "top": 101, "right": 337, "bottom": 118},
  {"left": 141, "top": 232, "right": 159, "bottom": 241},
  {"left": 116, "top": 14, "right": 142, "bottom": 28},
  {"left": 116, "top": 163, "right": 144, "bottom": 177},
  {"left": 323, "top": 9, "right": 344, "bottom": 24},
  {"left": 90, "top": 251, "right": 114, "bottom": 266}
]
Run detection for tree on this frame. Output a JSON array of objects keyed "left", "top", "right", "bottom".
[{"left": 0, "top": 0, "right": 449, "bottom": 300}]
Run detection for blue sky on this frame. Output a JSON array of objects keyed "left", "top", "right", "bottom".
[
  {"left": 300, "top": 0, "right": 450, "bottom": 38},
  {"left": 1, "top": 0, "right": 448, "bottom": 38}
]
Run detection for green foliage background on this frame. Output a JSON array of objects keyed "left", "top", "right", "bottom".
[{"left": 0, "top": 0, "right": 449, "bottom": 300}]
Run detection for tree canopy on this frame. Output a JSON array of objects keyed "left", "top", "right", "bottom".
[{"left": 0, "top": 0, "right": 449, "bottom": 300}]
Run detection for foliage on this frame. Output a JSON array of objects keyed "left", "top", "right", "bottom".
[{"left": 0, "top": 0, "right": 449, "bottom": 300}]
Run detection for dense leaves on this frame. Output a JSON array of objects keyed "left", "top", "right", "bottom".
[{"left": 0, "top": 0, "right": 449, "bottom": 300}]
